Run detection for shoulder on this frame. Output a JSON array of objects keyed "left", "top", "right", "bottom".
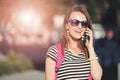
[
  {"left": 46, "top": 44, "right": 58, "bottom": 62},
  {"left": 47, "top": 44, "right": 58, "bottom": 53}
]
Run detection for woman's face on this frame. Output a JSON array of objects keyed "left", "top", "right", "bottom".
[{"left": 66, "top": 11, "right": 88, "bottom": 40}]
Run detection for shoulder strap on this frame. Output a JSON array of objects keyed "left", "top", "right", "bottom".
[
  {"left": 56, "top": 42, "right": 64, "bottom": 69},
  {"left": 88, "top": 74, "right": 92, "bottom": 80},
  {"left": 55, "top": 42, "right": 64, "bottom": 80}
]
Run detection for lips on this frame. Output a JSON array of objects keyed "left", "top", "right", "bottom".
[{"left": 75, "top": 30, "right": 82, "bottom": 33}]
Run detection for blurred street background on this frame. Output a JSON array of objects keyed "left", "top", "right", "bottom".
[{"left": 0, "top": 0, "right": 120, "bottom": 80}]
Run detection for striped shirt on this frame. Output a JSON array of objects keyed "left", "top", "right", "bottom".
[{"left": 46, "top": 45, "right": 91, "bottom": 80}]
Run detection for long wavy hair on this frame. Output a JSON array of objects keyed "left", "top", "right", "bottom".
[{"left": 61, "top": 4, "right": 93, "bottom": 58}]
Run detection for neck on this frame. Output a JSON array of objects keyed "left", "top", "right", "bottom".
[
  {"left": 68, "top": 37, "right": 81, "bottom": 48},
  {"left": 68, "top": 37, "right": 83, "bottom": 54}
]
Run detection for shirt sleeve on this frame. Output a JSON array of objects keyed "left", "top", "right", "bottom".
[{"left": 46, "top": 45, "right": 58, "bottom": 62}]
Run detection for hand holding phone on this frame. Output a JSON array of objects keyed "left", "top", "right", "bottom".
[{"left": 84, "top": 31, "right": 90, "bottom": 41}]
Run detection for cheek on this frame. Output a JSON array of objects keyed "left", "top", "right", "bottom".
[
  {"left": 69, "top": 27, "right": 74, "bottom": 35},
  {"left": 69, "top": 29, "right": 80, "bottom": 38},
  {"left": 82, "top": 29, "right": 86, "bottom": 34},
  {"left": 69, "top": 28, "right": 86, "bottom": 39}
]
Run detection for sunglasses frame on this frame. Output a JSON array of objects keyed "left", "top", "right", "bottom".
[{"left": 68, "top": 19, "right": 89, "bottom": 28}]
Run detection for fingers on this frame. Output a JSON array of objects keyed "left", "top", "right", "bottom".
[
  {"left": 85, "top": 28, "right": 93, "bottom": 37},
  {"left": 85, "top": 28, "right": 94, "bottom": 47}
]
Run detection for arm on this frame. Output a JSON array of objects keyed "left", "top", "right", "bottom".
[
  {"left": 85, "top": 28, "right": 103, "bottom": 80},
  {"left": 45, "top": 57, "right": 56, "bottom": 80},
  {"left": 88, "top": 48, "right": 103, "bottom": 80}
]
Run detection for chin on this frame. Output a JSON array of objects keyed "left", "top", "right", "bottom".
[
  {"left": 70, "top": 34, "right": 82, "bottom": 40},
  {"left": 74, "top": 36, "right": 81, "bottom": 40}
]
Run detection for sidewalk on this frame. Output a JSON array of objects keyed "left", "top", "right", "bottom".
[{"left": 0, "top": 70, "right": 45, "bottom": 80}]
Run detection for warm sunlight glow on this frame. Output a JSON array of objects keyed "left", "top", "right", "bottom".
[
  {"left": 19, "top": 10, "right": 34, "bottom": 26},
  {"left": 10, "top": 8, "right": 51, "bottom": 45},
  {"left": 11, "top": 9, "right": 43, "bottom": 35}
]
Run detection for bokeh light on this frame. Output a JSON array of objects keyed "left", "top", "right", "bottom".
[{"left": 19, "top": 10, "right": 34, "bottom": 26}]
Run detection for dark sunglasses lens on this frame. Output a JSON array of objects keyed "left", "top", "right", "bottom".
[
  {"left": 81, "top": 21, "right": 89, "bottom": 27},
  {"left": 70, "top": 20, "right": 79, "bottom": 26}
]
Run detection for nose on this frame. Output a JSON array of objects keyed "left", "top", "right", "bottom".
[{"left": 77, "top": 23, "right": 82, "bottom": 28}]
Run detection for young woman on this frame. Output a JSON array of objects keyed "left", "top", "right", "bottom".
[{"left": 45, "top": 4, "right": 103, "bottom": 80}]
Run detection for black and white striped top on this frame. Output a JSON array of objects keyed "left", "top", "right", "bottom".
[{"left": 46, "top": 45, "right": 91, "bottom": 80}]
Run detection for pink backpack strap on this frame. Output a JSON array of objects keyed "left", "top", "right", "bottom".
[
  {"left": 88, "top": 74, "right": 92, "bottom": 80},
  {"left": 55, "top": 42, "right": 64, "bottom": 80}
]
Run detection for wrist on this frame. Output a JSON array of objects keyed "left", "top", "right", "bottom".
[
  {"left": 88, "top": 56, "right": 98, "bottom": 61},
  {"left": 89, "top": 53, "right": 97, "bottom": 58}
]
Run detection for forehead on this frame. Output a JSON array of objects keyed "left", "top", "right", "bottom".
[{"left": 69, "top": 12, "right": 87, "bottom": 21}]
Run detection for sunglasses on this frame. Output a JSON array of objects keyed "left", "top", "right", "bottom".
[{"left": 68, "top": 19, "right": 89, "bottom": 28}]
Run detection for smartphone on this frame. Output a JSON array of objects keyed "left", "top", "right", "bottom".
[
  {"left": 83, "top": 29, "right": 90, "bottom": 45},
  {"left": 84, "top": 32, "right": 89, "bottom": 41}
]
